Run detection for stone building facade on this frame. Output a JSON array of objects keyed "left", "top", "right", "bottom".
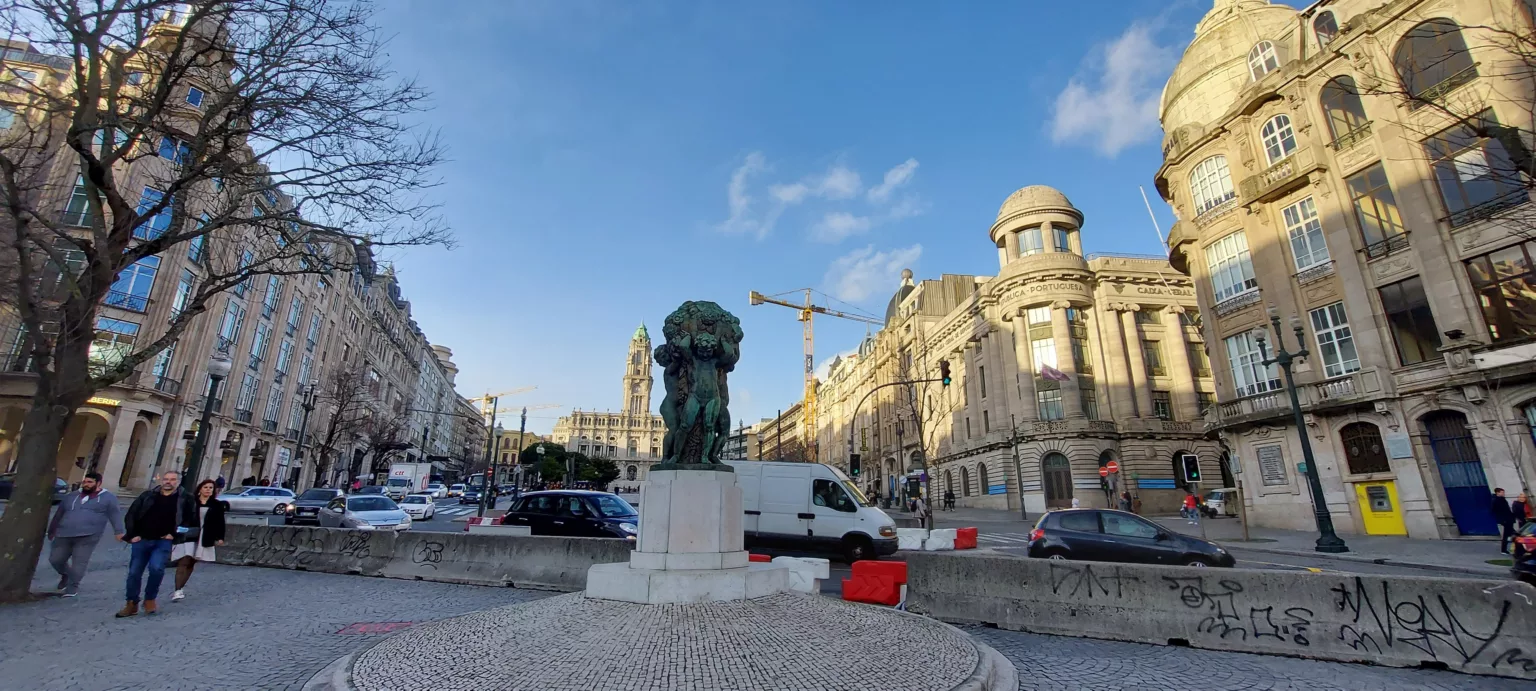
[
  {"left": 815, "top": 187, "right": 1220, "bottom": 514},
  {"left": 1155, "top": 0, "right": 1536, "bottom": 537},
  {"left": 550, "top": 326, "right": 666, "bottom": 484}
]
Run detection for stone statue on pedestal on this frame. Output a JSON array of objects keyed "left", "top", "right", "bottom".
[{"left": 654, "top": 301, "right": 741, "bottom": 469}]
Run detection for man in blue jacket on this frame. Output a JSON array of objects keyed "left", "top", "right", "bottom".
[{"left": 46, "top": 472, "right": 124, "bottom": 597}]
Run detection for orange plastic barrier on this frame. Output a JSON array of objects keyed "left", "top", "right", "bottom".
[
  {"left": 955, "top": 527, "right": 978, "bottom": 550},
  {"left": 748, "top": 553, "right": 772, "bottom": 563}
]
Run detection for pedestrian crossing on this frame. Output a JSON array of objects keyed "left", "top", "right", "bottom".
[{"left": 434, "top": 506, "right": 478, "bottom": 517}]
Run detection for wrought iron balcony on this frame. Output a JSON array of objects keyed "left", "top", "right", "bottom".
[
  {"left": 235, "top": 409, "right": 254, "bottom": 423},
  {"left": 152, "top": 375, "right": 181, "bottom": 396},
  {"left": 285, "top": 428, "right": 302, "bottom": 441},
  {"left": 103, "top": 290, "right": 148, "bottom": 313},
  {"left": 1193, "top": 195, "right": 1239, "bottom": 227},
  {"left": 262, "top": 419, "right": 278, "bottom": 433},
  {"left": 1447, "top": 189, "right": 1530, "bottom": 228},
  {"left": 1327, "top": 121, "right": 1372, "bottom": 152},
  {"left": 1212, "top": 290, "right": 1262, "bottom": 318},
  {"left": 1363, "top": 233, "right": 1410, "bottom": 260},
  {"left": 195, "top": 397, "right": 226, "bottom": 413},
  {"left": 1412, "top": 63, "right": 1478, "bottom": 107},
  {"left": 1293, "top": 260, "right": 1335, "bottom": 286},
  {"left": 1239, "top": 147, "right": 1319, "bottom": 204}
]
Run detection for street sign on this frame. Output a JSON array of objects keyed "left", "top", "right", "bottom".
[
  {"left": 1105, "top": 460, "right": 1119, "bottom": 474},
  {"left": 1098, "top": 466, "right": 1109, "bottom": 477}
]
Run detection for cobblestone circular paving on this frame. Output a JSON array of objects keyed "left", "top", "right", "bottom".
[{"left": 352, "top": 592, "right": 980, "bottom": 691}]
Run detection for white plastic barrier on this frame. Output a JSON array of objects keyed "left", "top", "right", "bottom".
[
  {"left": 896, "top": 528, "right": 929, "bottom": 551},
  {"left": 923, "top": 528, "right": 956, "bottom": 551},
  {"left": 772, "top": 556, "right": 831, "bottom": 594}
]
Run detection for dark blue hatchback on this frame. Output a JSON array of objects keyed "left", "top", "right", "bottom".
[
  {"left": 1026, "top": 508, "right": 1236, "bottom": 568},
  {"left": 497, "top": 490, "right": 638, "bottom": 540}
]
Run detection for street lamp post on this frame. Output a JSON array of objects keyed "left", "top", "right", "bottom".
[
  {"left": 184, "top": 353, "right": 234, "bottom": 483},
  {"left": 478, "top": 397, "right": 499, "bottom": 518},
  {"left": 1254, "top": 306, "right": 1349, "bottom": 554},
  {"left": 294, "top": 381, "right": 318, "bottom": 489}
]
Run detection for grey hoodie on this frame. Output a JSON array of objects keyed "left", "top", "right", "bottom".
[{"left": 47, "top": 489, "right": 125, "bottom": 540}]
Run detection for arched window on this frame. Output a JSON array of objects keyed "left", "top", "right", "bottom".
[
  {"left": 625, "top": 465, "right": 637, "bottom": 481},
  {"left": 1393, "top": 19, "right": 1477, "bottom": 101},
  {"left": 1339, "top": 422, "right": 1390, "bottom": 475},
  {"left": 1314, "top": 11, "right": 1338, "bottom": 48},
  {"left": 960, "top": 466, "right": 971, "bottom": 497},
  {"left": 1189, "top": 156, "right": 1236, "bottom": 215},
  {"left": 1260, "top": 115, "right": 1297, "bottom": 164},
  {"left": 978, "top": 463, "right": 989, "bottom": 494},
  {"left": 1248, "top": 41, "right": 1279, "bottom": 81},
  {"left": 1320, "top": 76, "right": 1369, "bottom": 143}
]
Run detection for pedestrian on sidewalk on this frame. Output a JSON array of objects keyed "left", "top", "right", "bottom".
[
  {"left": 214, "top": 475, "right": 225, "bottom": 492},
  {"left": 1118, "top": 491, "right": 1133, "bottom": 513},
  {"left": 170, "top": 480, "right": 227, "bottom": 602},
  {"left": 913, "top": 495, "right": 932, "bottom": 530},
  {"left": 1514, "top": 492, "right": 1532, "bottom": 528},
  {"left": 1492, "top": 488, "right": 1516, "bottom": 554},
  {"left": 117, "top": 470, "right": 198, "bottom": 618},
  {"left": 943, "top": 489, "right": 955, "bottom": 511},
  {"left": 1182, "top": 491, "right": 1200, "bottom": 524},
  {"left": 46, "top": 472, "right": 124, "bottom": 597}
]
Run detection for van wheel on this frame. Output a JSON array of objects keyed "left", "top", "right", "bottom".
[{"left": 843, "top": 536, "right": 874, "bottom": 563}]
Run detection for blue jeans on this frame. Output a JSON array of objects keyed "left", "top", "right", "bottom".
[{"left": 125, "top": 539, "right": 173, "bottom": 602}]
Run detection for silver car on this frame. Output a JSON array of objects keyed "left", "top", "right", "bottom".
[
  {"left": 318, "top": 495, "right": 412, "bottom": 531},
  {"left": 218, "top": 486, "right": 297, "bottom": 514}
]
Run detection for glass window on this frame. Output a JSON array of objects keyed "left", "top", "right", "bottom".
[
  {"left": 1260, "top": 114, "right": 1297, "bottom": 165},
  {"left": 235, "top": 373, "right": 258, "bottom": 411},
  {"left": 812, "top": 479, "right": 857, "bottom": 513},
  {"left": 1152, "top": 391, "right": 1173, "bottom": 421},
  {"left": 1057, "top": 511, "right": 1100, "bottom": 533},
  {"left": 1379, "top": 276, "right": 1442, "bottom": 365},
  {"left": 0, "top": 106, "right": 14, "bottom": 129},
  {"left": 1037, "top": 389, "right": 1064, "bottom": 421},
  {"left": 1080, "top": 386, "right": 1099, "bottom": 420},
  {"left": 1189, "top": 155, "right": 1236, "bottom": 215},
  {"left": 1248, "top": 41, "right": 1279, "bottom": 81},
  {"left": 1225, "top": 331, "right": 1281, "bottom": 397},
  {"left": 1314, "top": 11, "right": 1339, "bottom": 48},
  {"left": 107, "top": 255, "right": 159, "bottom": 312},
  {"left": 1320, "top": 76, "right": 1368, "bottom": 142},
  {"left": 157, "top": 136, "right": 190, "bottom": 165},
  {"left": 1135, "top": 309, "right": 1161, "bottom": 325},
  {"left": 185, "top": 86, "right": 205, "bottom": 107},
  {"left": 1340, "top": 422, "right": 1391, "bottom": 475},
  {"left": 1054, "top": 226, "right": 1072, "bottom": 254},
  {"left": 1103, "top": 513, "right": 1160, "bottom": 539},
  {"left": 1026, "top": 306, "right": 1052, "bottom": 325},
  {"left": 89, "top": 317, "right": 139, "bottom": 370},
  {"left": 592, "top": 495, "right": 637, "bottom": 517},
  {"left": 1346, "top": 163, "right": 1407, "bottom": 254},
  {"left": 151, "top": 341, "right": 176, "bottom": 379},
  {"left": 1187, "top": 342, "right": 1212, "bottom": 377},
  {"left": 347, "top": 496, "right": 396, "bottom": 512},
  {"left": 1180, "top": 308, "right": 1202, "bottom": 329},
  {"left": 1142, "top": 341, "right": 1166, "bottom": 377},
  {"left": 249, "top": 322, "right": 270, "bottom": 368},
  {"left": 1197, "top": 391, "right": 1215, "bottom": 414},
  {"left": 1465, "top": 241, "right": 1536, "bottom": 343},
  {"left": 1309, "top": 302, "right": 1361, "bottom": 378},
  {"left": 1020, "top": 227, "right": 1044, "bottom": 256},
  {"left": 217, "top": 301, "right": 245, "bottom": 351},
  {"left": 1031, "top": 337, "right": 1056, "bottom": 370},
  {"left": 262, "top": 276, "right": 282, "bottom": 316},
  {"left": 276, "top": 340, "right": 293, "bottom": 374},
  {"left": 978, "top": 365, "right": 987, "bottom": 398},
  {"left": 1393, "top": 19, "right": 1477, "bottom": 100},
  {"left": 1282, "top": 197, "right": 1330, "bottom": 271},
  {"left": 1205, "top": 231, "right": 1258, "bottom": 302},
  {"left": 1424, "top": 109, "right": 1525, "bottom": 226},
  {"left": 134, "top": 187, "right": 173, "bottom": 240}
]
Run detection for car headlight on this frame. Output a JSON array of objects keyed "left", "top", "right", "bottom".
[
  {"left": 285, "top": 505, "right": 295, "bottom": 514},
  {"left": 618, "top": 522, "right": 638, "bottom": 534},
  {"left": 879, "top": 525, "right": 896, "bottom": 538}
]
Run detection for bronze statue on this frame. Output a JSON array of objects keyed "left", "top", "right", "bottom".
[{"left": 654, "top": 301, "right": 741, "bottom": 469}]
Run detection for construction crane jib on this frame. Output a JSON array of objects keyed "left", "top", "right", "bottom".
[{"left": 748, "top": 289, "right": 882, "bottom": 461}]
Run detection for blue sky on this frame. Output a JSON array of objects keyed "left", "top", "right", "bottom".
[{"left": 369, "top": 0, "right": 1302, "bottom": 433}]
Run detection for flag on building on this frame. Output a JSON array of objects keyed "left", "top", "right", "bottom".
[{"left": 1040, "top": 364, "right": 1071, "bottom": 382}]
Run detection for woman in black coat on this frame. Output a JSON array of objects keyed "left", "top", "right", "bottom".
[{"left": 170, "top": 479, "right": 228, "bottom": 602}]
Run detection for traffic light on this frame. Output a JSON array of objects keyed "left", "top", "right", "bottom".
[
  {"left": 939, "top": 360, "right": 951, "bottom": 386},
  {"left": 1180, "top": 453, "right": 1201, "bottom": 484},
  {"left": 849, "top": 453, "right": 861, "bottom": 477}
]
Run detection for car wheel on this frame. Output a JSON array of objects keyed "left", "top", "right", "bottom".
[
  {"left": 1184, "top": 556, "right": 1212, "bottom": 568},
  {"left": 272, "top": 504, "right": 287, "bottom": 515},
  {"left": 1045, "top": 551, "right": 1069, "bottom": 561},
  {"left": 842, "top": 535, "right": 874, "bottom": 563}
]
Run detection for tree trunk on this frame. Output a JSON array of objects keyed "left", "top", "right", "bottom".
[{"left": 0, "top": 400, "right": 73, "bottom": 602}]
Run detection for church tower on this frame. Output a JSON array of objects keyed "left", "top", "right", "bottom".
[{"left": 622, "top": 324, "right": 653, "bottom": 416}]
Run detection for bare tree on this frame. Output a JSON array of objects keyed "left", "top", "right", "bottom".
[
  {"left": 352, "top": 410, "right": 407, "bottom": 483},
  {"left": 309, "top": 362, "right": 370, "bottom": 487},
  {"left": 0, "top": 1, "right": 444, "bottom": 601}
]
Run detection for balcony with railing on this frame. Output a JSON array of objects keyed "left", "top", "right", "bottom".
[
  {"left": 1213, "top": 289, "right": 1262, "bottom": 318},
  {"left": 1363, "top": 232, "right": 1410, "bottom": 261},
  {"left": 1293, "top": 260, "right": 1335, "bottom": 286},
  {"left": 195, "top": 397, "right": 226, "bottom": 414},
  {"left": 1327, "top": 121, "right": 1373, "bottom": 152},
  {"left": 103, "top": 290, "right": 149, "bottom": 313},
  {"left": 262, "top": 419, "right": 278, "bottom": 433},
  {"left": 285, "top": 428, "right": 302, "bottom": 441},
  {"left": 1447, "top": 189, "right": 1530, "bottom": 228},
  {"left": 1211, "top": 368, "right": 1384, "bottom": 428},
  {"left": 1194, "top": 194, "right": 1240, "bottom": 228},
  {"left": 235, "top": 409, "right": 254, "bottom": 423},
  {"left": 1240, "top": 147, "right": 1320, "bottom": 204},
  {"left": 151, "top": 375, "right": 181, "bottom": 396},
  {"left": 1412, "top": 63, "right": 1478, "bottom": 108}
]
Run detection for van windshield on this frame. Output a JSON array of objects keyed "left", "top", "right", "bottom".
[{"left": 841, "top": 481, "right": 873, "bottom": 508}]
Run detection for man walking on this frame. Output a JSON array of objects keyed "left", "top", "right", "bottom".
[
  {"left": 117, "top": 470, "right": 197, "bottom": 618},
  {"left": 46, "top": 472, "right": 124, "bottom": 597},
  {"left": 1493, "top": 487, "right": 1516, "bottom": 554}
]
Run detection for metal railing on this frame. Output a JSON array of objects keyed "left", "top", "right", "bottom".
[
  {"left": 152, "top": 375, "right": 181, "bottom": 396},
  {"left": 1363, "top": 233, "right": 1410, "bottom": 260},
  {"left": 195, "top": 397, "right": 225, "bottom": 414},
  {"left": 262, "top": 419, "right": 278, "bottom": 433},
  {"left": 1327, "top": 121, "right": 1373, "bottom": 152},
  {"left": 1085, "top": 252, "right": 1170, "bottom": 262},
  {"left": 235, "top": 409, "right": 253, "bottom": 423},
  {"left": 285, "top": 428, "right": 301, "bottom": 441},
  {"left": 1212, "top": 290, "right": 1262, "bottom": 317},
  {"left": 1447, "top": 189, "right": 1530, "bottom": 228},
  {"left": 1412, "top": 63, "right": 1478, "bottom": 106},
  {"left": 1293, "top": 260, "right": 1336, "bottom": 286},
  {"left": 1194, "top": 195, "right": 1239, "bottom": 227},
  {"left": 103, "top": 290, "right": 148, "bottom": 312}
]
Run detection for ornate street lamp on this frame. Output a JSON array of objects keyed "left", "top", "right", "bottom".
[
  {"left": 185, "top": 353, "right": 234, "bottom": 483},
  {"left": 295, "top": 380, "right": 319, "bottom": 489},
  {"left": 1254, "top": 306, "right": 1349, "bottom": 553}
]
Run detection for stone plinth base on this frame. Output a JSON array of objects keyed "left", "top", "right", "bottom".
[{"left": 585, "top": 561, "right": 788, "bottom": 605}]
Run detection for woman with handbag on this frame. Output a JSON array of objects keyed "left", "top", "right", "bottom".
[{"left": 170, "top": 479, "right": 227, "bottom": 602}]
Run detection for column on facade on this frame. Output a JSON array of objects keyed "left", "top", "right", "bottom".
[
  {"left": 1008, "top": 311, "right": 1039, "bottom": 422},
  {"left": 1003, "top": 231, "right": 1019, "bottom": 262},
  {"left": 1099, "top": 303, "right": 1136, "bottom": 418},
  {"left": 1162, "top": 305, "right": 1200, "bottom": 421},
  {"left": 1119, "top": 305, "right": 1155, "bottom": 417},
  {"left": 983, "top": 328, "right": 1011, "bottom": 434},
  {"left": 1050, "top": 300, "right": 1084, "bottom": 419},
  {"left": 96, "top": 407, "right": 140, "bottom": 492}
]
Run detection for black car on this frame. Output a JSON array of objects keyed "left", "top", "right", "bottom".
[
  {"left": 459, "top": 487, "right": 482, "bottom": 505},
  {"left": 0, "top": 474, "right": 70, "bottom": 504},
  {"left": 285, "top": 488, "right": 344, "bottom": 525},
  {"left": 497, "top": 490, "right": 638, "bottom": 539},
  {"left": 1026, "top": 508, "right": 1236, "bottom": 568}
]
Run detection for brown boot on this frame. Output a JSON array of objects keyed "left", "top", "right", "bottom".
[
  {"left": 115, "top": 601, "right": 138, "bottom": 618},
  {"left": 143, "top": 599, "right": 157, "bottom": 615}
]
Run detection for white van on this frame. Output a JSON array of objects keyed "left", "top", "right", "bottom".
[{"left": 730, "top": 460, "right": 898, "bottom": 562}]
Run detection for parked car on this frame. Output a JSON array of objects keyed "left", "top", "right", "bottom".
[
  {"left": 426, "top": 483, "right": 447, "bottom": 499},
  {"left": 285, "top": 488, "right": 344, "bottom": 525},
  {"left": 399, "top": 494, "right": 436, "bottom": 520},
  {"left": 459, "top": 487, "right": 482, "bottom": 505},
  {"left": 497, "top": 490, "right": 637, "bottom": 539},
  {"left": 1202, "top": 488, "right": 1240, "bottom": 518},
  {"left": 318, "top": 494, "right": 411, "bottom": 531},
  {"left": 448, "top": 484, "right": 465, "bottom": 497},
  {"left": 1027, "top": 508, "right": 1235, "bottom": 568},
  {"left": 1513, "top": 554, "right": 1536, "bottom": 586},
  {"left": 0, "top": 475, "right": 70, "bottom": 504},
  {"left": 218, "top": 486, "right": 298, "bottom": 515},
  {"left": 731, "top": 460, "right": 898, "bottom": 562},
  {"left": 1513, "top": 522, "right": 1536, "bottom": 560}
]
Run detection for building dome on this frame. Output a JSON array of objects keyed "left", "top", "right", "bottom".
[
  {"left": 884, "top": 268, "right": 917, "bottom": 322},
  {"left": 996, "top": 186, "right": 1075, "bottom": 224},
  {"left": 1159, "top": 0, "right": 1299, "bottom": 135}
]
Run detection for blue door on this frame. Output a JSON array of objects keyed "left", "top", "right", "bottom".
[{"left": 1423, "top": 411, "right": 1497, "bottom": 536}]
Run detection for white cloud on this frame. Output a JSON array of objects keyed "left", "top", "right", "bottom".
[
  {"left": 823, "top": 244, "right": 923, "bottom": 302},
  {"left": 814, "top": 348, "right": 859, "bottom": 381},
  {"left": 867, "top": 158, "right": 918, "bottom": 202},
  {"left": 812, "top": 211, "right": 874, "bottom": 243},
  {"left": 716, "top": 152, "right": 775, "bottom": 237},
  {"left": 1050, "top": 21, "right": 1177, "bottom": 157}
]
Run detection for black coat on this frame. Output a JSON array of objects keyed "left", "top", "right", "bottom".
[
  {"left": 124, "top": 488, "right": 200, "bottom": 542},
  {"left": 1493, "top": 496, "right": 1515, "bottom": 525},
  {"left": 192, "top": 498, "right": 229, "bottom": 547}
]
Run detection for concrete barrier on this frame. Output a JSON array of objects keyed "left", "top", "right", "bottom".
[
  {"left": 905, "top": 551, "right": 1536, "bottom": 680},
  {"left": 467, "top": 524, "right": 531, "bottom": 536},
  {"left": 217, "top": 524, "right": 633, "bottom": 592}
]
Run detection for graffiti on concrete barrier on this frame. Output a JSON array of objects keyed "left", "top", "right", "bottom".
[
  {"left": 1165, "top": 576, "right": 1249, "bottom": 640},
  {"left": 1250, "top": 605, "right": 1313, "bottom": 646},
  {"left": 1491, "top": 648, "right": 1536, "bottom": 673},
  {"left": 249, "top": 528, "right": 322, "bottom": 569},
  {"left": 1332, "top": 576, "right": 1509, "bottom": 665},
  {"left": 412, "top": 540, "right": 444, "bottom": 570},
  {"left": 1048, "top": 562, "right": 1139, "bottom": 599},
  {"left": 337, "top": 532, "right": 371, "bottom": 560}
]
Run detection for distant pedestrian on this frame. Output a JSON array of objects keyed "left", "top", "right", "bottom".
[
  {"left": 259, "top": 476, "right": 271, "bottom": 487},
  {"left": 1514, "top": 492, "right": 1532, "bottom": 528},
  {"left": 117, "top": 471, "right": 198, "bottom": 618},
  {"left": 1493, "top": 488, "right": 1516, "bottom": 554},
  {"left": 912, "top": 495, "right": 932, "bottom": 530},
  {"left": 171, "top": 480, "right": 227, "bottom": 602},
  {"left": 46, "top": 472, "right": 124, "bottom": 597},
  {"left": 943, "top": 490, "right": 955, "bottom": 511},
  {"left": 214, "top": 475, "right": 226, "bottom": 492},
  {"left": 1182, "top": 492, "right": 1200, "bottom": 524},
  {"left": 1118, "top": 491, "right": 1133, "bottom": 513}
]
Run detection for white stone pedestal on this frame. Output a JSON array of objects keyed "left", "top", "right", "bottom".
[{"left": 586, "top": 468, "right": 789, "bottom": 605}]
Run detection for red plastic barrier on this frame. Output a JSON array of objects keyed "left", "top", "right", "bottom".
[
  {"left": 841, "top": 574, "right": 900, "bottom": 605},
  {"left": 955, "top": 527, "right": 978, "bottom": 550},
  {"left": 851, "top": 559, "right": 908, "bottom": 585},
  {"left": 748, "top": 553, "right": 772, "bottom": 563}
]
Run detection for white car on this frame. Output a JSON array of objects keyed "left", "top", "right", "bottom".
[
  {"left": 399, "top": 494, "right": 436, "bottom": 520},
  {"left": 426, "top": 483, "right": 447, "bottom": 499},
  {"left": 448, "top": 484, "right": 465, "bottom": 497},
  {"left": 218, "top": 486, "right": 297, "bottom": 514}
]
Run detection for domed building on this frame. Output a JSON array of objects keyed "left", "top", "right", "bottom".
[
  {"left": 814, "top": 185, "right": 1218, "bottom": 514},
  {"left": 1154, "top": 0, "right": 1536, "bottom": 539}
]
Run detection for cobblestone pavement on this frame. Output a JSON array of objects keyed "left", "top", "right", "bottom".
[{"left": 974, "top": 627, "right": 1536, "bottom": 691}]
